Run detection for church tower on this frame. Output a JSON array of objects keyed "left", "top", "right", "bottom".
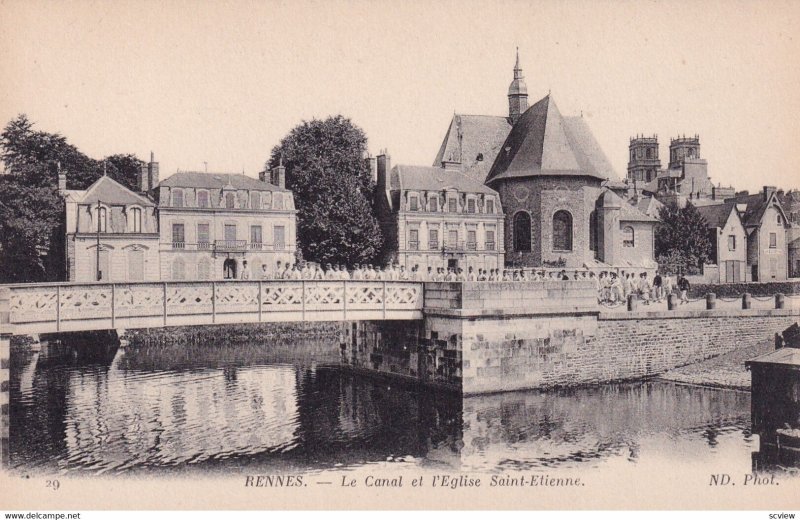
[
  {"left": 627, "top": 135, "right": 661, "bottom": 183},
  {"left": 508, "top": 48, "right": 528, "bottom": 124}
]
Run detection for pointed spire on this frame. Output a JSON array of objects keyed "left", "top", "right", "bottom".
[{"left": 513, "top": 47, "right": 523, "bottom": 80}]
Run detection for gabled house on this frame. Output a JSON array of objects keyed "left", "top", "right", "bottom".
[
  {"left": 696, "top": 202, "right": 747, "bottom": 282},
  {"left": 62, "top": 174, "right": 160, "bottom": 282},
  {"left": 727, "top": 186, "right": 790, "bottom": 281}
]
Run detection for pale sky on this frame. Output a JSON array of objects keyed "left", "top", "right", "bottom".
[{"left": 1, "top": 0, "right": 799, "bottom": 193}]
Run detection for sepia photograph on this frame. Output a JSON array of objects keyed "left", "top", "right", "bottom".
[{"left": 0, "top": 0, "right": 799, "bottom": 515}]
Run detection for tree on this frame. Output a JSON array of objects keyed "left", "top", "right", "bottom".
[
  {"left": 105, "top": 153, "right": 144, "bottom": 192},
  {"left": 265, "top": 116, "right": 382, "bottom": 266},
  {"left": 0, "top": 114, "right": 143, "bottom": 282},
  {"left": 655, "top": 201, "right": 712, "bottom": 274}
]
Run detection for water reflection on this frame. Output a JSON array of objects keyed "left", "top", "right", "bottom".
[{"left": 8, "top": 340, "right": 771, "bottom": 478}]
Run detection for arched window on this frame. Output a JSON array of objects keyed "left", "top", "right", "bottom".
[
  {"left": 172, "top": 189, "right": 184, "bottom": 208},
  {"left": 513, "top": 211, "right": 532, "bottom": 252},
  {"left": 225, "top": 192, "right": 236, "bottom": 209},
  {"left": 223, "top": 258, "right": 237, "bottom": 279},
  {"left": 197, "top": 258, "right": 211, "bottom": 280},
  {"left": 646, "top": 148, "right": 652, "bottom": 159},
  {"left": 172, "top": 257, "right": 186, "bottom": 280},
  {"left": 130, "top": 207, "right": 142, "bottom": 233},
  {"left": 623, "top": 226, "right": 635, "bottom": 247},
  {"left": 552, "top": 210, "right": 573, "bottom": 251}
]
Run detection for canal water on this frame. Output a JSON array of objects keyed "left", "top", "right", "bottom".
[{"left": 7, "top": 338, "right": 784, "bottom": 480}]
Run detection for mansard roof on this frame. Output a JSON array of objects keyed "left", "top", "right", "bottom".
[
  {"left": 432, "top": 114, "right": 513, "bottom": 183},
  {"left": 485, "top": 95, "right": 619, "bottom": 184},
  {"left": 159, "top": 171, "right": 288, "bottom": 192},
  {"left": 77, "top": 176, "right": 154, "bottom": 206},
  {"left": 391, "top": 165, "right": 497, "bottom": 195}
]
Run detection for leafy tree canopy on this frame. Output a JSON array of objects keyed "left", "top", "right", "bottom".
[
  {"left": 0, "top": 114, "right": 144, "bottom": 282},
  {"left": 266, "top": 115, "right": 382, "bottom": 266},
  {"left": 655, "top": 201, "right": 712, "bottom": 275}
]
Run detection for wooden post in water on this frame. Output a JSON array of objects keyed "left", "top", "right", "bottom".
[
  {"left": 742, "top": 293, "right": 752, "bottom": 310},
  {"left": 776, "top": 293, "right": 785, "bottom": 310},
  {"left": 706, "top": 293, "right": 716, "bottom": 310}
]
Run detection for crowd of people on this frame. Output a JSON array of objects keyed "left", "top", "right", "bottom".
[{"left": 239, "top": 259, "right": 692, "bottom": 305}]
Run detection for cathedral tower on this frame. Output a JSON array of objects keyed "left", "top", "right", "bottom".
[
  {"left": 508, "top": 48, "right": 528, "bottom": 124},
  {"left": 627, "top": 135, "right": 661, "bottom": 183}
]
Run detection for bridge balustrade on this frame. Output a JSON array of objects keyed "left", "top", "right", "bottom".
[{"left": 0, "top": 280, "right": 424, "bottom": 334}]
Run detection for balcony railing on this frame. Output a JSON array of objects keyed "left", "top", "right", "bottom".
[
  {"left": 172, "top": 241, "right": 185, "bottom": 250},
  {"left": 249, "top": 242, "right": 264, "bottom": 250},
  {"left": 198, "top": 241, "right": 212, "bottom": 250},
  {"left": 214, "top": 240, "right": 248, "bottom": 252},
  {"left": 466, "top": 241, "right": 477, "bottom": 251},
  {"left": 485, "top": 241, "right": 495, "bottom": 250},
  {"left": 408, "top": 240, "right": 419, "bottom": 251},
  {"left": 428, "top": 240, "right": 439, "bottom": 250}
]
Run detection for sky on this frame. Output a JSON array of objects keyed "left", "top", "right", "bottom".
[{"left": 1, "top": 0, "right": 799, "bottom": 193}]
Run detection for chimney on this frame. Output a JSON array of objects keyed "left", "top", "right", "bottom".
[
  {"left": 258, "top": 170, "right": 267, "bottom": 183},
  {"left": 58, "top": 172, "right": 67, "bottom": 193},
  {"left": 376, "top": 151, "right": 391, "bottom": 191},
  {"left": 147, "top": 151, "right": 159, "bottom": 190},
  {"left": 365, "top": 155, "right": 378, "bottom": 184},
  {"left": 271, "top": 156, "right": 286, "bottom": 189},
  {"left": 139, "top": 160, "right": 150, "bottom": 192},
  {"left": 763, "top": 186, "right": 777, "bottom": 201}
]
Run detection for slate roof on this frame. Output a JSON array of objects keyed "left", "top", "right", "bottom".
[
  {"left": 696, "top": 202, "right": 736, "bottom": 229},
  {"left": 634, "top": 196, "right": 665, "bottom": 219},
  {"left": 606, "top": 190, "right": 658, "bottom": 222},
  {"left": 158, "top": 171, "right": 287, "bottom": 191},
  {"left": 485, "top": 95, "right": 619, "bottom": 184},
  {"left": 78, "top": 176, "right": 154, "bottom": 206},
  {"left": 432, "top": 115, "right": 513, "bottom": 183},
  {"left": 391, "top": 165, "right": 497, "bottom": 195},
  {"left": 725, "top": 192, "right": 787, "bottom": 227}
]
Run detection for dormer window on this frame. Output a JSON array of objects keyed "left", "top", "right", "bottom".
[
  {"left": 197, "top": 190, "right": 209, "bottom": 208},
  {"left": 448, "top": 198, "right": 457, "bottom": 213},
  {"left": 486, "top": 199, "right": 495, "bottom": 214},
  {"left": 429, "top": 197, "right": 438, "bottom": 212},
  {"left": 130, "top": 207, "right": 142, "bottom": 233},
  {"left": 250, "top": 191, "right": 261, "bottom": 210},
  {"left": 225, "top": 192, "right": 235, "bottom": 209},
  {"left": 409, "top": 195, "right": 418, "bottom": 211},
  {"left": 93, "top": 206, "right": 108, "bottom": 232},
  {"left": 467, "top": 199, "right": 475, "bottom": 214},
  {"left": 172, "top": 189, "right": 184, "bottom": 208}
]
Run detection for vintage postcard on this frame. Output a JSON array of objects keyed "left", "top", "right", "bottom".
[{"left": 0, "top": 0, "right": 799, "bottom": 513}]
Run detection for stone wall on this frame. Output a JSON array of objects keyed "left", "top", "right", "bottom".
[{"left": 458, "top": 309, "right": 799, "bottom": 394}]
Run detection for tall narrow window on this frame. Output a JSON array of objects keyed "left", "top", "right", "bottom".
[
  {"left": 225, "top": 192, "right": 235, "bottom": 209},
  {"left": 467, "top": 199, "right": 476, "bottom": 214},
  {"left": 769, "top": 232, "right": 777, "bottom": 248},
  {"left": 513, "top": 211, "right": 531, "bottom": 252},
  {"left": 448, "top": 229, "right": 458, "bottom": 249},
  {"left": 224, "top": 224, "right": 237, "bottom": 242},
  {"left": 250, "top": 225, "right": 263, "bottom": 247},
  {"left": 172, "top": 223, "right": 185, "bottom": 248},
  {"left": 486, "top": 199, "right": 494, "bottom": 214},
  {"left": 728, "top": 235, "right": 736, "bottom": 251},
  {"left": 622, "top": 226, "right": 635, "bottom": 248},
  {"left": 408, "top": 229, "right": 419, "bottom": 250},
  {"left": 197, "top": 258, "right": 211, "bottom": 280},
  {"left": 197, "top": 191, "right": 209, "bottom": 208},
  {"left": 197, "top": 223, "right": 210, "bottom": 249},
  {"left": 467, "top": 230, "right": 477, "bottom": 250},
  {"left": 95, "top": 206, "right": 108, "bottom": 232},
  {"left": 172, "top": 258, "right": 185, "bottom": 280},
  {"left": 274, "top": 225, "right": 285, "bottom": 250},
  {"left": 429, "top": 197, "right": 438, "bottom": 212},
  {"left": 553, "top": 210, "right": 573, "bottom": 251},
  {"left": 448, "top": 198, "right": 457, "bottom": 213},
  {"left": 589, "top": 210, "right": 598, "bottom": 252},
  {"left": 250, "top": 192, "right": 261, "bottom": 210},
  {"left": 130, "top": 207, "right": 142, "bottom": 233},
  {"left": 429, "top": 229, "right": 439, "bottom": 249},
  {"left": 485, "top": 230, "right": 495, "bottom": 250},
  {"left": 409, "top": 196, "right": 418, "bottom": 211},
  {"left": 172, "top": 189, "right": 184, "bottom": 208}
]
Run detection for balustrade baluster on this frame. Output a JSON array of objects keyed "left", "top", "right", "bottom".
[
  {"left": 382, "top": 281, "right": 387, "bottom": 319},
  {"left": 162, "top": 282, "right": 168, "bottom": 326},
  {"left": 111, "top": 284, "right": 116, "bottom": 328}
]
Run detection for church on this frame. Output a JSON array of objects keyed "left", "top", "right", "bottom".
[{"left": 430, "top": 51, "right": 657, "bottom": 271}]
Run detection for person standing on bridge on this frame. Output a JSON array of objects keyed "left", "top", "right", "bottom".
[{"left": 240, "top": 260, "right": 251, "bottom": 280}]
